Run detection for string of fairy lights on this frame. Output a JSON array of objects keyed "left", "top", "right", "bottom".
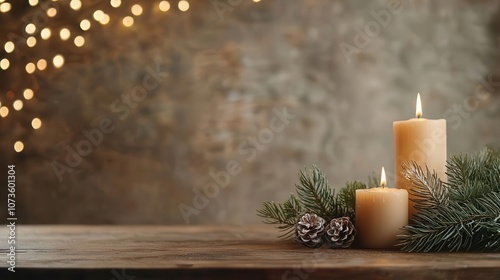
[{"left": 0, "top": 0, "right": 262, "bottom": 153}]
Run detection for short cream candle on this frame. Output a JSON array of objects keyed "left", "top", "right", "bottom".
[
  {"left": 393, "top": 93, "right": 447, "bottom": 218},
  {"left": 355, "top": 167, "right": 408, "bottom": 249}
]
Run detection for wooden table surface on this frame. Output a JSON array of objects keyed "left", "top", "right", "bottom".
[{"left": 0, "top": 225, "right": 499, "bottom": 279}]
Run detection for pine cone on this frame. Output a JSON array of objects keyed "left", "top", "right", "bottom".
[
  {"left": 325, "top": 217, "right": 356, "bottom": 249},
  {"left": 295, "top": 213, "right": 326, "bottom": 248}
]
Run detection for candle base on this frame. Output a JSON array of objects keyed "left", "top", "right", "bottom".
[{"left": 355, "top": 188, "right": 408, "bottom": 249}]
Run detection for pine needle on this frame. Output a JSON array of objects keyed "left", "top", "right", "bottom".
[
  {"left": 257, "top": 148, "right": 500, "bottom": 250},
  {"left": 295, "top": 165, "right": 340, "bottom": 220},
  {"left": 257, "top": 165, "right": 359, "bottom": 240},
  {"left": 402, "top": 161, "right": 448, "bottom": 210},
  {"left": 398, "top": 192, "right": 500, "bottom": 252},
  {"left": 398, "top": 148, "right": 500, "bottom": 252},
  {"left": 256, "top": 194, "right": 303, "bottom": 239},
  {"left": 338, "top": 181, "right": 368, "bottom": 223}
]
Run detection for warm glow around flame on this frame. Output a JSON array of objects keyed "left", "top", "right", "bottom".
[
  {"left": 381, "top": 167, "right": 387, "bottom": 188},
  {"left": 416, "top": 93, "right": 422, "bottom": 118}
]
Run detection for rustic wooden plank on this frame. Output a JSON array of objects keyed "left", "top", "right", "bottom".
[{"left": 0, "top": 225, "right": 499, "bottom": 279}]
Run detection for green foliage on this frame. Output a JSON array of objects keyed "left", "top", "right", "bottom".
[
  {"left": 258, "top": 148, "right": 500, "bottom": 250},
  {"left": 295, "top": 166, "right": 340, "bottom": 220},
  {"left": 402, "top": 161, "right": 448, "bottom": 211},
  {"left": 398, "top": 191, "right": 500, "bottom": 252},
  {"left": 447, "top": 148, "right": 500, "bottom": 204},
  {"left": 338, "top": 181, "right": 368, "bottom": 223},
  {"left": 256, "top": 194, "right": 302, "bottom": 239},
  {"left": 257, "top": 165, "right": 368, "bottom": 239},
  {"left": 398, "top": 148, "right": 500, "bottom": 252}
]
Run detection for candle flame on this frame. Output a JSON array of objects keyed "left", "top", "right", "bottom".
[
  {"left": 416, "top": 93, "right": 422, "bottom": 118},
  {"left": 381, "top": 167, "right": 387, "bottom": 188}
]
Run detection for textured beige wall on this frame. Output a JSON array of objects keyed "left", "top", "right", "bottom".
[{"left": 1, "top": 0, "right": 499, "bottom": 224}]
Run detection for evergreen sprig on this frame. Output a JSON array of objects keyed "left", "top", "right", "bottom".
[
  {"left": 258, "top": 148, "right": 500, "bottom": 251},
  {"left": 256, "top": 194, "right": 303, "bottom": 239},
  {"left": 257, "top": 165, "right": 367, "bottom": 239},
  {"left": 338, "top": 181, "right": 368, "bottom": 223},
  {"left": 398, "top": 148, "right": 500, "bottom": 252},
  {"left": 402, "top": 161, "right": 448, "bottom": 210},
  {"left": 447, "top": 148, "right": 500, "bottom": 204},
  {"left": 398, "top": 191, "right": 500, "bottom": 252},
  {"left": 295, "top": 166, "right": 340, "bottom": 220}
]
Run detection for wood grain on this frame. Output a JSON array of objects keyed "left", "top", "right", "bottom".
[{"left": 0, "top": 225, "right": 499, "bottom": 279}]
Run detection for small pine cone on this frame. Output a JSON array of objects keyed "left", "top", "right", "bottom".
[
  {"left": 295, "top": 213, "right": 326, "bottom": 248},
  {"left": 325, "top": 217, "right": 356, "bottom": 249}
]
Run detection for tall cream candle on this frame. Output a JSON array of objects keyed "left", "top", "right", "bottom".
[
  {"left": 393, "top": 93, "right": 447, "bottom": 218},
  {"left": 355, "top": 167, "right": 408, "bottom": 249}
]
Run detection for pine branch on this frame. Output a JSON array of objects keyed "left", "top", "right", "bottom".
[
  {"left": 398, "top": 148, "right": 500, "bottom": 252},
  {"left": 446, "top": 148, "right": 500, "bottom": 204},
  {"left": 472, "top": 192, "right": 500, "bottom": 251},
  {"left": 257, "top": 165, "right": 345, "bottom": 240},
  {"left": 257, "top": 149, "right": 500, "bottom": 249},
  {"left": 295, "top": 165, "right": 340, "bottom": 220},
  {"left": 402, "top": 161, "right": 448, "bottom": 210},
  {"left": 338, "top": 181, "right": 368, "bottom": 223},
  {"left": 398, "top": 191, "right": 500, "bottom": 252},
  {"left": 256, "top": 194, "right": 302, "bottom": 239}
]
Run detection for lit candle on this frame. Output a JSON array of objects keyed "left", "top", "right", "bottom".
[
  {"left": 393, "top": 93, "right": 447, "bottom": 218},
  {"left": 355, "top": 167, "right": 408, "bottom": 249}
]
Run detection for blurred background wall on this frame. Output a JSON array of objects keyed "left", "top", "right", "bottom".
[{"left": 0, "top": 0, "right": 499, "bottom": 224}]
